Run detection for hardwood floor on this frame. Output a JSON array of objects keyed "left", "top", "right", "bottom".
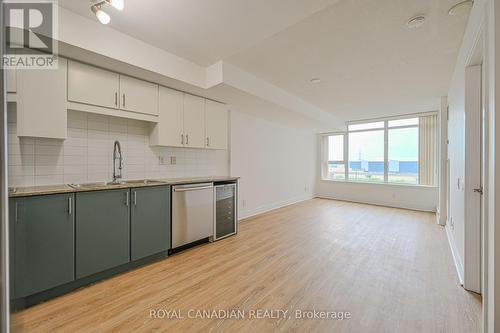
[{"left": 12, "top": 199, "right": 481, "bottom": 333}]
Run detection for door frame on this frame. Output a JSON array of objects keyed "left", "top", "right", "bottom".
[
  {"left": 464, "top": 64, "right": 482, "bottom": 294},
  {"left": 0, "top": 0, "right": 11, "bottom": 330},
  {"left": 462, "top": 13, "right": 487, "bottom": 306}
]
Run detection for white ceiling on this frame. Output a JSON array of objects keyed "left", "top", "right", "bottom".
[
  {"left": 227, "top": 0, "right": 469, "bottom": 121},
  {"left": 58, "top": 0, "right": 340, "bottom": 66},
  {"left": 59, "top": 0, "right": 469, "bottom": 123}
]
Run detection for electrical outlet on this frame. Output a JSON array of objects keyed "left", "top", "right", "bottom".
[{"left": 170, "top": 156, "right": 177, "bottom": 165}]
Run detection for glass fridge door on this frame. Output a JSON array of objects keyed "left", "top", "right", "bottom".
[{"left": 215, "top": 184, "right": 236, "bottom": 240}]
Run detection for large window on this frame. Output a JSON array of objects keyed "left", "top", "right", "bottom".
[
  {"left": 322, "top": 114, "right": 437, "bottom": 186},
  {"left": 324, "top": 134, "right": 346, "bottom": 180},
  {"left": 348, "top": 125, "right": 385, "bottom": 183}
]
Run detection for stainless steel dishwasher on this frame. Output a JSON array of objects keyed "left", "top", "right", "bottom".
[{"left": 172, "top": 183, "right": 214, "bottom": 248}]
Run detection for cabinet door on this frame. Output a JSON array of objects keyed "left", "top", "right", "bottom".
[
  {"left": 68, "top": 61, "right": 120, "bottom": 109},
  {"left": 150, "top": 87, "right": 184, "bottom": 147},
  {"left": 11, "top": 194, "right": 74, "bottom": 298},
  {"left": 119, "top": 75, "right": 158, "bottom": 115},
  {"left": 205, "top": 100, "right": 228, "bottom": 150},
  {"left": 16, "top": 58, "right": 67, "bottom": 139},
  {"left": 131, "top": 186, "right": 171, "bottom": 261},
  {"left": 183, "top": 94, "right": 206, "bottom": 148},
  {"left": 75, "top": 189, "right": 130, "bottom": 279}
]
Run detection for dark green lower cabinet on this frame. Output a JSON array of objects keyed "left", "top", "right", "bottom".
[
  {"left": 76, "top": 189, "right": 130, "bottom": 279},
  {"left": 131, "top": 186, "right": 171, "bottom": 261},
  {"left": 10, "top": 194, "right": 75, "bottom": 298}
]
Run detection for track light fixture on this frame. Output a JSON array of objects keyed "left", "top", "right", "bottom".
[{"left": 90, "top": 0, "right": 124, "bottom": 24}]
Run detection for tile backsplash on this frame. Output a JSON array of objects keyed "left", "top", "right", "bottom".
[{"left": 8, "top": 106, "right": 229, "bottom": 187}]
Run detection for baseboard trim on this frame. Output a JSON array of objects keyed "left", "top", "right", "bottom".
[
  {"left": 240, "top": 196, "right": 314, "bottom": 221},
  {"left": 315, "top": 195, "right": 436, "bottom": 213},
  {"left": 445, "top": 224, "right": 464, "bottom": 285}
]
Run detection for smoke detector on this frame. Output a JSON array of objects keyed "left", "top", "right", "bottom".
[
  {"left": 448, "top": 0, "right": 473, "bottom": 16},
  {"left": 407, "top": 15, "right": 426, "bottom": 29}
]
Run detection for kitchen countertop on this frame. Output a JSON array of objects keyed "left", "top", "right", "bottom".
[{"left": 8, "top": 176, "right": 239, "bottom": 198}]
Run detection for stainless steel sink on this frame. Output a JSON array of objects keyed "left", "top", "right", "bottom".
[
  {"left": 68, "top": 180, "right": 164, "bottom": 190},
  {"left": 123, "top": 179, "right": 165, "bottom": 185}
]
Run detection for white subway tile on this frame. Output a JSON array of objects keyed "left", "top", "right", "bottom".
[
  {"left": 35, "top": 165, "right": 64, "bottom": 176},
  {"left": 7, "top": 108, "right": 227, "bottom": 186},
  {"left": 64, "top": 164, "right": 87, "bottom": 175},
  {"left": 64, "top": 155, "right": 87, "bottom": 166},
  {"left": 63, "top": 146, "right": 87, "bottom": 156},
  {"left": 9, "top": 154, "right": 34, "bottom": 166},
  {"left": 8, "top": 143, "right": 35, "bottom": 156},
  {"left": 35, "top": 154, "right": 63, "bottom": 166},
  {"left": 35, "top": 175, "right": 64, "bottom": 186},
  {"left": 9, "top": 165, "right": 35, "bottom": 176},
  {"left": 64, "top": 173, "right": 88, "bottom": 184},
  {"left": 65, "top": 137, "right": 87, "bottom": 147},
  {"left": 35, "top": 144, "right": 63, "bottom": 156}
]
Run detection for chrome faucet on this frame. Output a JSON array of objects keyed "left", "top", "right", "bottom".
[{"left": 112, "top": 140, "right": 123, "bottom": 183}]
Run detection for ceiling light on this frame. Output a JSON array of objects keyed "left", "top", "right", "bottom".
[
  {"left": 90, "top": 0, "right": 124, "bottom": 24},
  {"left": 448, "top": 0, "right": 473, "bottom": 16},
  {"left": 91, "top": 5, "right": 111, "bottom": 25},
  {"left": 105, "top": 0, "right": 124, "bottom": 11},
  {"left": 406, "top": 16, "right": 426, "bottom": 29},
  {"left": 310, "top": 78, "right": 321, "bottom": 84}
]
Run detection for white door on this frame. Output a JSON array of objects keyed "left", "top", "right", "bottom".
[
  {"left": 119, "top": 75, "right": 158, "bottom": 116},
  {"left": 67, "top": 61, "right": 120, "bottom": 109},
  {"left": 464, "top": 65, "right": 482, "bottom": 294},
  {"left": 17, "top": 58, "right": 68, "bottom": 139},
  {"left": 205, "top": 100, "right": 228, "bottom": 150},
  {"left": 150, "top": 87, "right": 184, "bottom": 147},
  {"left": 183, "top": 94, "right": 205, "bottom": 148}
]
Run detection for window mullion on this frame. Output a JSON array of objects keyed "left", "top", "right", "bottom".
[
  {"left": 384, "top": 121, "right": 388, "bottom": 183},
  {"left": 344, "top": 133, "right": 349, "bottom": 180}
]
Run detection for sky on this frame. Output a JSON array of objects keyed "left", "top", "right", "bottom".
[{"left": 330, "top": 127, "right": 419, "bottom": 162}]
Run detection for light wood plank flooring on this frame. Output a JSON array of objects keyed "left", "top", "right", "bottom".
[{"left": 12, "top": 199, "right": 481, "bottom": 333}]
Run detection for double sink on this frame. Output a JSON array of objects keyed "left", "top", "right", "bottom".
[{"left": 68, "top": 179, "right": 166, "bottom": 190}]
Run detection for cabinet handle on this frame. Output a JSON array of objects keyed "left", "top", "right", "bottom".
[
  {"left": 15, "top": 202, "right": 18, "bottom": 223},
  {"left": 115, "top": 92, "right": 118, "bottom": 107},
  {"left": 207, "top": 137, "right": 210, "bottom": 147},
  {"left": 186, "top": 134, "right": 189, "bottom": 145},
  {"left": 68, "top": 196, "right": 72, "bottom": 215},
  {"left": 125, "top": 191, "right": 129, "bottom": 206},
  {"left": 122, "top": 94, "right": 126, "bottom": 108},
  {"left": 181, "top": 134, "right": 184, "bottom": 145},
  {"left": 133, "top": 191, "right": 137, "bottom": 206}
]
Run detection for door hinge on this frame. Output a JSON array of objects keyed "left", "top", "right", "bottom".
[{"left": 474, "top": 187, "right": 484, "bottom": 195}]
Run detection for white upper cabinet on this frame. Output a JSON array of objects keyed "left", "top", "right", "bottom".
[
  {"left": 150, "top": 89, "right": 228, "bottom": 150},
  {"left": 183, "top": 94, "right": 206, "bottom": 149},
  {"left": 150, "top": 87, "right": 184, "bottom": 147},
  {"left": 17, "top": 58, "right": 68, "bottom": 139},
  {"left": 119, "top": 75, "right": 158, "bottom": 116},
  {"left": 68, "top": 61, "right": 119, "bottom": 109},
  {"left": 205, "top": 100, "right": 228, "bottom": 150}
]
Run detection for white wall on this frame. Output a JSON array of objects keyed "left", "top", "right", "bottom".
[
  {"left": 316, "top": 181, "right": 438, "bottom": 212},
  {"left": 230, "top": 111, "right": 316, "bottom": 219},
  {"left": 7, "top": 107, "right": 228, "bottom": 187},
  {"left": 447, "top": 0, "right": 500, "bottom": 331},
  {"left": 446, "top": 0, "right": 485, "bottom": 290}
]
